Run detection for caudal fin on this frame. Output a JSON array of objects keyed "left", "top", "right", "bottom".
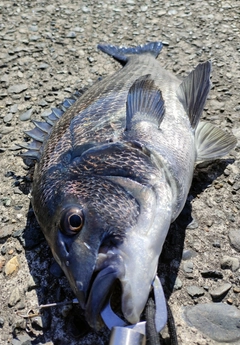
[{"left": 97, "top": 42, "right": 163, "bottom": 64}]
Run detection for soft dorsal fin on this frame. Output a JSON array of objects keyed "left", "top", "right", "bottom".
[
  {"left": 177, "top": 61, "right": 211, "bottom": 129},
  {"left": 195, "top": 122, "right": 237, "bottom": 161},
  {"left": 126, "top": 75, "right": 165, "bottom": 131}
]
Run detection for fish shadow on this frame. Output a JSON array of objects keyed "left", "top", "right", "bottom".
[{"left": 14, "top": 159, "right": 233, "bottom": 344}]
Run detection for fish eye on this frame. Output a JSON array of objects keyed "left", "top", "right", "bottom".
[{"left": 60, "top": 206, "right": 84, "bottom": 235}]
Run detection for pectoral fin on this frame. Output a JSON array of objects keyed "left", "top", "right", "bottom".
[
  {"left": 195, "top": 122, "right": 237, "bottom": 161},
  {"left": 126, "top": 75, "right": 165, "bottom": 131}
]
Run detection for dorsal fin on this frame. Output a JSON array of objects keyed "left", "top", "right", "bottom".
[
  {"left": 19, "top": 90, "right": 83, "bottom": 162},
  {"left": 126, "top": 75, "right": 165, "bottom": 131},
  {"left": 98, "top": 42, "right": 163, "bottom": 65},
  {"left": 177, "top": 61, "right": 211, "bottom": 129},
  {"left": 195, "top": 122, "right": 237, "bottom": 161}
]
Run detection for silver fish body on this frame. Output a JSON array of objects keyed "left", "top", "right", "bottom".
[{"left": 22, "top": 42, "right": 236, "bottom": 329}]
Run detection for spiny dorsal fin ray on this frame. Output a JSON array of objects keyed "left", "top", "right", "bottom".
[
  {"left": 32, "top": 120, "right": 52, "bottom": 133},
  {"left": 177, "top": 61, "right": 211, "bottom": 129},
  {"left": 98, "top": 42, "right": 163, "bottom": 64},
  {"left": 19, "top": 90, "right": 83, "bottom": 162},
  {"left": 195, "top": 122, "right": 237, "bottom": 161},
  {"left": 126, "top": 75, "right": 165, "bottom": 131}
]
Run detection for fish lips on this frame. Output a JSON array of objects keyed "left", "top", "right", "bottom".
[{"left": 85, "top": 251, "right": 125, "bottom": 329}]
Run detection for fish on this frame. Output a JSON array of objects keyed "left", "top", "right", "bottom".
[{"left": 20, "top": 41, "right": 236, "bottom": 330}]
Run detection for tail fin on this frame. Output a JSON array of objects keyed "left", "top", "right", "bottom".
[{"left": 97, "top": 42, "right": 163, "bottom": 64}]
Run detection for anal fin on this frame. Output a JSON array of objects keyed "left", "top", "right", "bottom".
[
  {"left": 195, "top": 122, "right": 237, "bottom": 161},
  {"left": 126, "top": 75, "right": 165, "bottom": 131}
]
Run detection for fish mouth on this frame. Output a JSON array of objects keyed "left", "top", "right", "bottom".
[{"left": 84, "top": 246, "right": 125, "bottom": 330}]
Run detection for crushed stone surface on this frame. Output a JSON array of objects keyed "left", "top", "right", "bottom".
[{"left": 0, "top": 1, "right": 240, "bottom": 344}]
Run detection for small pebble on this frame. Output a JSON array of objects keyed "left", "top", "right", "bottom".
[
  {"left": 5, "top": 256, "right": 19, "bottom": 275},
  {"left": 3, "top": 113, "right": 13, "bottom": 123},
  {"left": 10, "top": 104, "right": 18, "bottom": 113},
  {"left": 209, "top": 283, "right": 232, "bottom": 301},
  {"left": 19, "top": 108, "right": 33, "bottom": 121},
  {"left": 212, "top": 241, "right": 221, "bottom": 248},
  {"left": 220, "top": 256, "right": 240, "bottom": 272},
  {"left": 11, "top": 333, "right": 31, "bottom": 345},
  {"left": 173, "top": 277, "right": 182, "bottom": 290},
  {"left": 187, "top": 285, "right": 205, "bottom": 298},
  {"left": 8, "top": 84, "right": 28, "bottom": 94},
  {"left": 38, "top": 63, "right": 49, "bottom": 69},
  {"left": 228, "top": 230, "right": 240, "bottom": 252},
  {"left": 8, "top": 287, "right": 21, "bottom": 307},
  {"left": 0, "top": 317, "right": 4, "bottom": 327},
  {"left": 182, "top": 249, "right": 197, "bottom": 260},
  {"left": 186, "top": 218, "right": 199, "bottom": 230},
  {"left": 183, "top": 261, "right": 194, "bottom": 273},
  {"left": 31, "top": 316, "right": 44, "bottom": 329},
  {"left": 66, "top": 31, "right": 76, "bottom": 38}
]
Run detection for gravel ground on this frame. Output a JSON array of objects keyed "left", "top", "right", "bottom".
[{"left": 0, "top": 1, "right": 240, "bottom": 345}]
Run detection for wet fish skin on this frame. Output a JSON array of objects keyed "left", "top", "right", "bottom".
[{"left": 22, "top": 42, "right": 236, "bottom": 329}]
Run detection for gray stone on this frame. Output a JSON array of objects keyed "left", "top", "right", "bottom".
[
  {"left": 8, "top": 84, "right": 28, "bottom": 94},
  {"left": 28, "top": 25, "right": 38, "bottom": 32},
  {"left": 173, "top": 277, "right": 182, "bottom": 290},
  {"left": 3, "top": 113, "right": 13, "bottom": 123},
  {"left": 38, "top": 63, "right": 49, "bottom": 69},
  {"left": 0, "top": 126, "right": 14, "bottom": 134},
  {"left": 10, "top": 104, "right": 18, "bottom": 113},
  {"left": 0, "top": 317, "right": 4, "bottom": 327},
  {"left": 183, "top": 261, "right": 193, "bottom": 273},
  {"left": 220, "top": 256, "right": 240, "bottom": 272},
  {"left": 8, "top": 287, "right": 21, "bottom": 307},
  {"left": 82, "top": 6, "right": 90, "bottom": 13},
  {"left": 187, "top": 285, "right": 205, "bottom": 298},
  {"left": 31, "top": 316, "right": 43, "bottom": 329},
  {"left": 11, "top": 333, "right": 32, "bottom": 345},
  {"left": 209, "top": 283, "right": 232, "bottom": 300},
  {"left": 182, "top": 249, "right": 197, "bottom": 260},
  {"left": 229, "top": 230, "right": 240, "bottom": 252},
  {"left": 0, "top": 223, "right": 13, "bottom": 239},
  {"left": 19, "top": 108, "right": 33, "bottom": 121},
  {"left": 184, "top": 303, "right": 240, "bottom": 342},
  {"left": 27, "top": 275, "right": 40, "bottom": 291},
  {"left": 66, "top": 31, "right": 76, "bottom": 38},
  {"left": 186, "top": 218, "right": 199, "bottom": 229}
]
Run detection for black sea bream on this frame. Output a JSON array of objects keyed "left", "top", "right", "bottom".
[{"left": 21, "top": 42, "right": 236, "bottom": 329}]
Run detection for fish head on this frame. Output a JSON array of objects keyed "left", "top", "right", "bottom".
[
  {"left": 32, "top": 169, "right": 144, "bottom": 327},
  {"left": 32, "top": 144, "right": 172, "bottom": 329}
]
